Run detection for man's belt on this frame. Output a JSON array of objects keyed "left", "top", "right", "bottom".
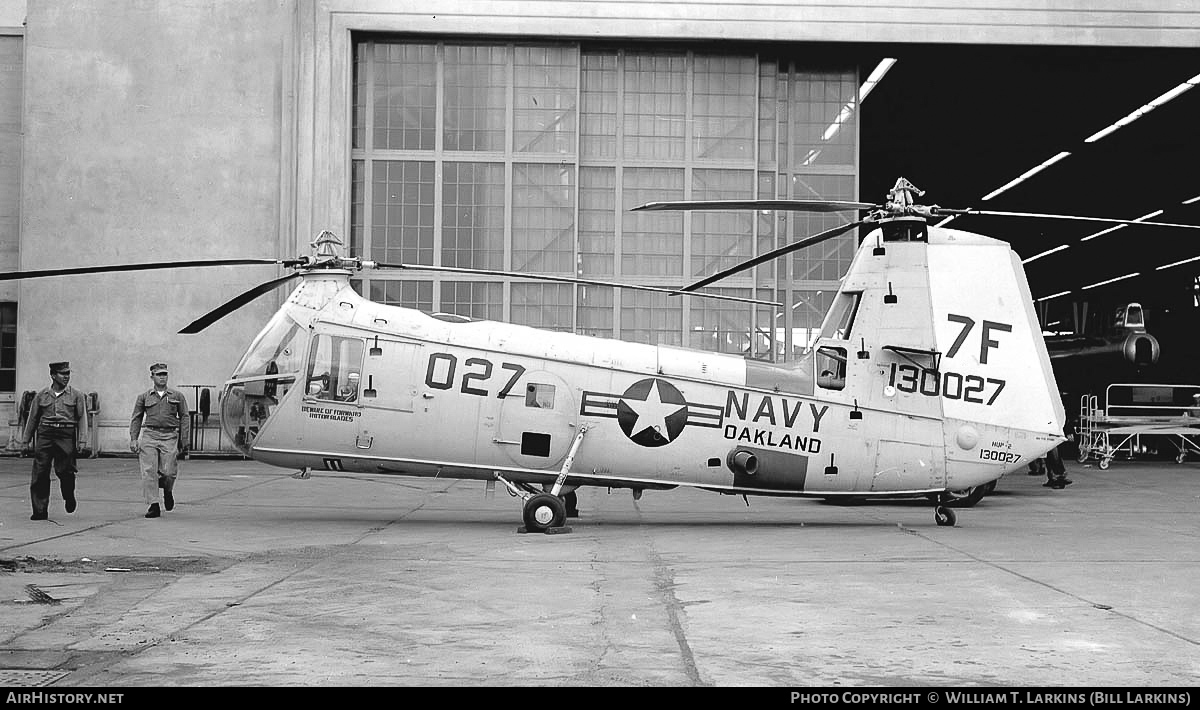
[
  {"left": 39, "top": 422, "right": 75, "bottom": 428},
  {"left": 145, "top": 426, "right": 179, "bottom": 432}
]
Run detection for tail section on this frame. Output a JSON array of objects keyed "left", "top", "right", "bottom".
[
  {"left": 829, "top": 220, "right": 1065, "bottom": 488},
  {"left": 927, "top": 226, "right": 1065, "bottom": 439}
]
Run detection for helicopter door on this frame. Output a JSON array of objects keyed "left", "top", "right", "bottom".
[
  {"left": 495, "top": 369, "right": 578, "bottom": 470},
  {"left": 355, "top": 337, "right": 420, "bottom": 413},
  {"left": 300, "top": 333, "right": 365, "bottom": 451}
]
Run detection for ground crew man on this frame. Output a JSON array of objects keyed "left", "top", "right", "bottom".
[
  {"left": 22, "top": 361, "right": 88, "bottom": 520},
  {"left": 129, "top": 363, "right": 191, "bottom": 518}
]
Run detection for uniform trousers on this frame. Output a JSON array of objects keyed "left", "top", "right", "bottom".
[
  {"left": 1045, "top": 445, "right": 1068, "bottom": 485},
  {"left": 139, "top": 428, "right": 180, "bottom": 505},
  {"left": 30, "top": 427, "right": 78, "bottom": 516}
]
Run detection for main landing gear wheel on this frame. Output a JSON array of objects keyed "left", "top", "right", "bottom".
[
  {"left": 522, "top": 493, "right": 567, "bottom": 533},
  {"left": 1099, "top": 457, "right": 1111, "bottom": 470},
  {"left": 1176, "top": 452, "right": 1187, "bottom": 464},
  {"left": 934, "top": 507, "right": 956, "bottom": 527}
]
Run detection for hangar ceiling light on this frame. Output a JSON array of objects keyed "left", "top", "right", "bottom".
[
  {"left": 1080, "top": 209, "right": 1165, "bottom": 242},
  {"left": 980, "top": 151, "right": 1072, "bottom": 202},
  {"left": 1156, "top": 255, "right": 1200, "bottom": 272},
  {"left": 1083, "top": 71, "right": 1200, "bottom": 144},
  {"left": 1082, "top": 272, "right": 1140, "bottom": 290},
  {"left": 859, "top": 58, "right": 896, "bottom": 103}
]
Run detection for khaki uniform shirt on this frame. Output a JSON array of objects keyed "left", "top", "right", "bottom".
[
  {"left": 129, "top": 387, "right": 191, "bottom": 445},
  {"left": 22, "top": 386, "right": 88, "bottom": 443}
]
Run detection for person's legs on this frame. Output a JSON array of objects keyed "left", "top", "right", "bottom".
[
  {"left": 138, "top": 436, "right": 162, "bottom": 507},
  {"left": 1046, "top": 447, "right": 1071, "bottom": 489},
  {"left": 50, "top": 435, "right": 78, "bottom": 513},
  {"left": 158, "top": 433, "right": 179, "bottom": 510},
  {"left": 29, "top": 439, "right": 52, "bottom": 519}
]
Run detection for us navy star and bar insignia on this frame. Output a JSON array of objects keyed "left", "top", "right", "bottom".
[{"left": 580, "top": 377, "right": 723, "bottom": 447}]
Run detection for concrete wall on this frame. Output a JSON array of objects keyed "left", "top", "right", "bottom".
[
  {"left": 297, "top": 0, "right": 1200, "bottom": 47},
  {"left": 17, "top": 1, "right": 290, "bottom": 451},
  {"left": 0, "top": 0, "right": 24, "bottom": 29}
]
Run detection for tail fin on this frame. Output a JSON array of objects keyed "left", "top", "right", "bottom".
[{"left": 926, "top": 226, "right": 1066, "bottom": 441}]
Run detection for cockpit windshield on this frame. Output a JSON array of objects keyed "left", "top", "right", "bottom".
[
  {"left": 1116, "top": 303, "right": 1144, "bottom": 329},
  {"left": 221, "top": 309, "right": 307, "bottom": 456},
  {"left": 818, "top": 292, "right": 861, "bottom": 341},
  {"left": 232, "top": 309, "right": 306, "bottom": 379}
]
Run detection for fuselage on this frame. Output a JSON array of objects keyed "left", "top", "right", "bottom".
[{"left": 219, "top": 222, "right": 1065, "bottom": 499}]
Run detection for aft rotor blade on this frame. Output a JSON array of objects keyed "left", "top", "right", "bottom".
[
  {"left": 936, "top": 209, "right": 1200, "bottom": 230},
  {"left": 179, "top": 273, "right": 302, "bottom": 334},
  {"left": 633, "top": 199, "right": 876, "bottom": 213},
  {"left": 372, "top": 262, "right": 783, "bottom": 307},
  {"left": 677, "top": 220, "right": 865, "bottom": 293},
  {"left": 0, "top": 258, "right": 306, "bottom": 282}
]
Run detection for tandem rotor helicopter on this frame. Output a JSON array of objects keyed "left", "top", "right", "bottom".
[{"left": 7, "top": 178, "right": 1200, "bottom": 531}]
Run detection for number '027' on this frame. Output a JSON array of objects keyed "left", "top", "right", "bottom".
[
  {"left": 888, "top": 362, "right": 1006, "bottom": 405},
  {"left": 425, "top": 353, "right": 525, "bottom": 397}
]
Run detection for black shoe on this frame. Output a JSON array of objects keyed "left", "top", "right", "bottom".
[
  {"left": 30, "top": 511, "right": 47, "bottom": 521},
  {"left": 1050, "top": 483, "right": 1065, "bottom": 489},
  {"left": 65, "top": 494, "right": 76, "bottom": 514},
  {"left": 566, "top": 508, "right": 580, "bottom": 519},
  {"left": 1062, "top": 479, "right": 1073, "bottom": 486},
  {"left": 1042, "top": 481, "right": 1054, "bottom": 487},
  {"left": 145, "top": 503, "right": 160, "bottom": 518},
  {"left": 163, "top": 489, "right": 174, "bottom": 511}
]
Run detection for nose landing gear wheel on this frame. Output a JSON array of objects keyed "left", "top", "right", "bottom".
[{"left": 522, "top": 492, "right": 567, "bottom": 533}]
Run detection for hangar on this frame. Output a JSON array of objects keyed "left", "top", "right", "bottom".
[{"left": 0, "top": 1, "right": 1197, "bottom": 453}]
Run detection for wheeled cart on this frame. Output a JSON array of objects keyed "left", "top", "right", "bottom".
[{"left": 1077, "top": 384, "right": 1200, "bottom": 469}]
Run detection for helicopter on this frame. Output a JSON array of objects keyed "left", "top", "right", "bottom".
[{"left": 7, "top": 177, "right": 1200, "bottom": 532}]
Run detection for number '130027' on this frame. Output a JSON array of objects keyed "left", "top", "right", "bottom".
[{"left": 888, "top": 362, "right": 1006, "bottom": 405}]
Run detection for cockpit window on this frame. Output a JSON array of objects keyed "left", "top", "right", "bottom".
[
  {"left": 306, "top": 335, "right": 365, "bottom": 402},
  {"left": 815, "top": 346, "right": 847, "bottom": 391},
  {"left": 1117, "top": 304, "right": 1144, "bottom": 328},
  {"left": 232, "top": 310, "right": 306, "bottom": 380},
  {"left": 819, "top": 292, "right": 861, "bottom": 341}
]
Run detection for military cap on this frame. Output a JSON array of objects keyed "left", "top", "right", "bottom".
[
  {"left": 149, "top": 362, "right": 168, "bottom": 374},
  {"left": 49, "top": 361, "right": 70, "bottom": 373}
]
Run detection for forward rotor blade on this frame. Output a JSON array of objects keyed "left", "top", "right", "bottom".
[
  {"left": 677, "top": 220, "right": 865, "bottom": 293},
  {"left": 0, "top": 258, "right": 305, "bottom": 282},
  {"left": 372, "top": 262, "right": 783, "bottom": 307},
  {"left": 633, "top": 199, "right": 876, "bottom": 213},
  {"left": 179, "top": 273, "right": 302, "bottom": 334},
  {"left": 937, "top": 209, "right": 1200, "bottom": 230}
]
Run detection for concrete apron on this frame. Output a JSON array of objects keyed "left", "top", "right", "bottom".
[{"left": 1, "top": 456, "right": 1198, "bottom": 686}]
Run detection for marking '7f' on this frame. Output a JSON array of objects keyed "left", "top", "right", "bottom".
[{"left": 945, "top": 314, "right": 1012, "bottom": 365}]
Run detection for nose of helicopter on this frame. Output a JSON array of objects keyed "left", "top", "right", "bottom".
[{"left": 219, "top": 383, "right": 254, "bottom": 456}]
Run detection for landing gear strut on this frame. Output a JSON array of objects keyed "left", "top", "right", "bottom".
[{"left": 496, "top": 425, "right": 589, "bottom": 534}]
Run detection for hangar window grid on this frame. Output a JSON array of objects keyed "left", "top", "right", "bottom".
[
  {"left": 350, "top": 39, "right": 859, "bottom": 361},
  {"left": 441, "top": 281, "right": 502, "bottom": 321}
]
